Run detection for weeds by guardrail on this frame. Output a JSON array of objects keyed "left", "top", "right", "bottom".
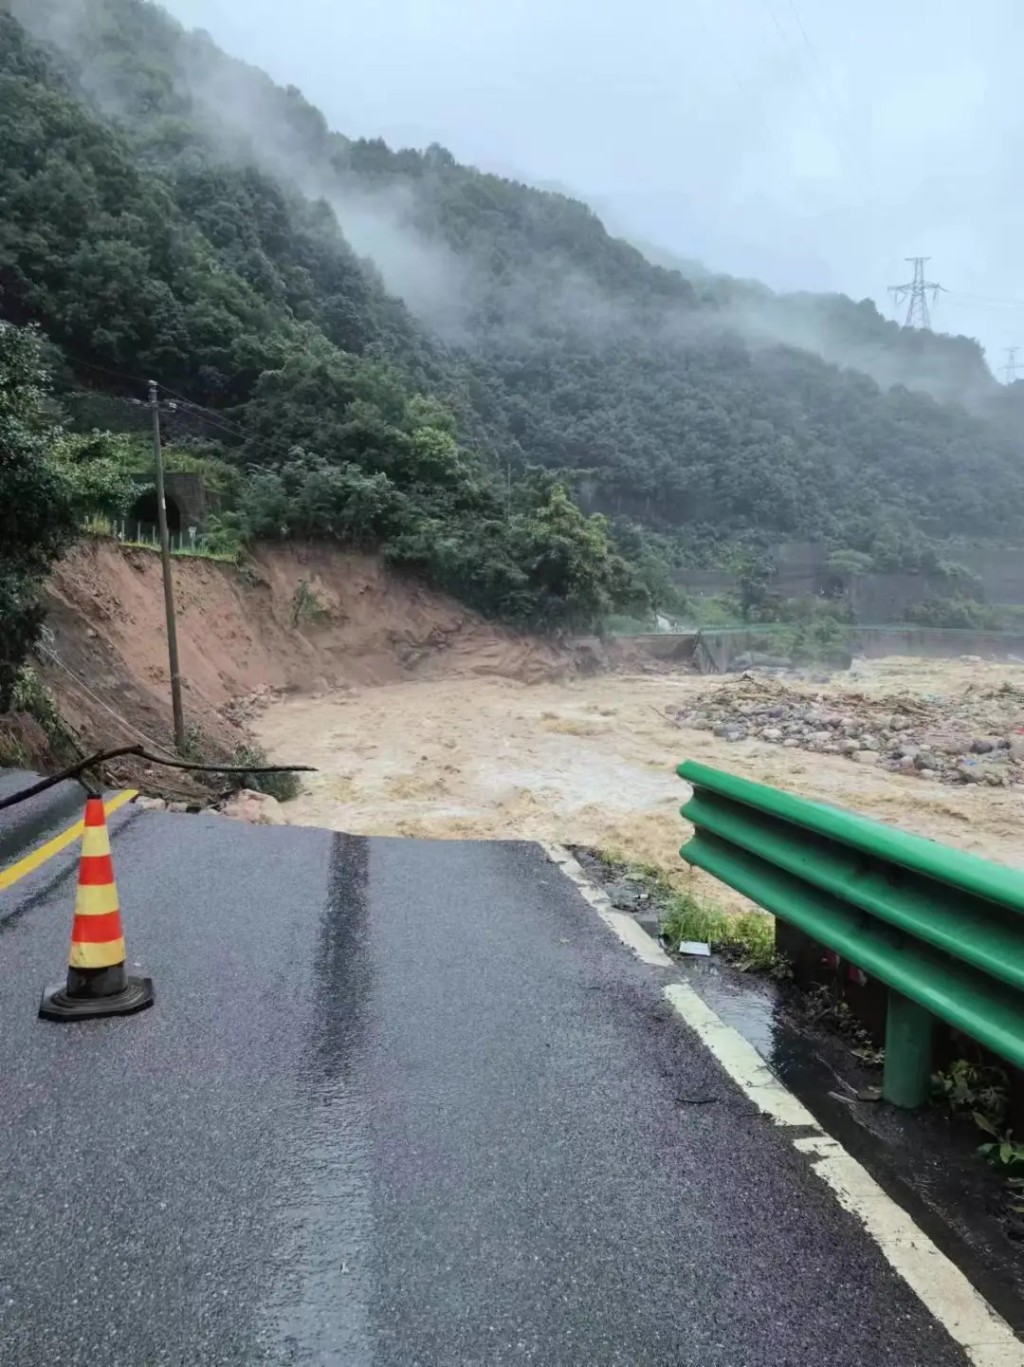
[{"left": 678, "top": 759, "right": 1024, "bottom": 1108}]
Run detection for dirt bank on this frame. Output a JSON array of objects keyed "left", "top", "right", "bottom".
[
  {"left": 36, "top": 540, "right": 578, "bottom": 786},
  {"left": 254, "top": 657, "right": 1024, "bottom": 911}
]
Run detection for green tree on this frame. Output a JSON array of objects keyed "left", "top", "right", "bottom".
[
  {"left": 7, "top": 0, "right": 1024, "bottom": 639},
  {"left": 0, "top": 326, "right": 78, "bottom": 706},
  {"left": 735, "top": 552, "right": 779, "bottom": 622},
  {"left": 505, "top": 476, "right": 648, "bottom": 630}
]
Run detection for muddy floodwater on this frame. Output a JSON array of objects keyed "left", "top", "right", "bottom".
[{"left": 255, "top": 656, "right": 1024, "bottom": 911}]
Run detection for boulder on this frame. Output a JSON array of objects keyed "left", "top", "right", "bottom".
[
  {"left": 221, "top": 789, "right": 287, "bottom": 826},
  {"left": 921, "top": 731, "right": 969, "bottom": 756}
]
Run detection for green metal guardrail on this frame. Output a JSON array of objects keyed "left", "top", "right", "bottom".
[{"left": 677, "top": 760, "right": 1024, "bottom": 1107}]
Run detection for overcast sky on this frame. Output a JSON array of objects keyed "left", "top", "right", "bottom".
[{"left": 164, "top": 0, "right": 1024, "bottom": 377}]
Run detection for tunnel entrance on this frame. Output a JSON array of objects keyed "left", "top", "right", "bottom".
[{"left": 128, "top": 488, "right": 182, "bottom": 537}]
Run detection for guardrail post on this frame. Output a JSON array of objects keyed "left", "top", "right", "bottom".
[{"left": 882, "top": 991, "right": 933, "bottom": 1108}]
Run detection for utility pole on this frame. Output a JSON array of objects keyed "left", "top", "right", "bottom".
[
  {"left": 148, "top": 380, "right": 186, "bottom": 752},
  {"left": 1004, "top": 347, "right": 1021, "bottom": 384},
  {"left": 888, "top": 257, "right": 944, "bottom": 329}
]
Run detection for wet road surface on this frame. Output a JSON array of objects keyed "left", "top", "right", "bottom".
[
  {"left": 0, "top": 807, "right": 979, "bottom": 1364},
  {"left": 0, "top": 769, "right": 103, "bottom": 868}
]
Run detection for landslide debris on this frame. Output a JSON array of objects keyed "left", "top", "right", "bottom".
[{"left": 672, "top": 672, "right": 1024, "bottom": 786}]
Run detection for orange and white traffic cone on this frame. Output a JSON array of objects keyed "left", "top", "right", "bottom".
[{"left": 39, "top": 795, "right": 154, "bottom": 1022}]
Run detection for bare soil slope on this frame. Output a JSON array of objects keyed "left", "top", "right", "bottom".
[{"left": 38, "top": 540, "right": 576, "bottom": 779}]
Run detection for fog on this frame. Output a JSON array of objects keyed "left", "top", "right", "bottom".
[
  {"left": 13, "top": 0, "right": 1024, "bottom": 400},
  {"left": 154, "top": 0, "right": 1024, "bottom": 379}
]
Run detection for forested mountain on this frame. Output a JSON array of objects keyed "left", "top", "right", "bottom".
[{"left": 3, "top": 0, "right": 1024, "bottom": 639}]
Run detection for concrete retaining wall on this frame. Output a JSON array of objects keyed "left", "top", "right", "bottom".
[
  {"left": 853, "top": 627, "right": 1024, "bottom": 660},
  {"left": 602, "top": 626, "right": 1024, "bottom": 674},
  {"left": 569, "top": 634, "right": 700, "bottom": 673}
]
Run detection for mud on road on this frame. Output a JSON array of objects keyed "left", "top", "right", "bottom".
[{"left": 255, "top": 655, "right": 1024, "bottom": 912}]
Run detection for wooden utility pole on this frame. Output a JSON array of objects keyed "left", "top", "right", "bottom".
[{"left": 148, "top": 380, "right": 186, "bottom": 751}]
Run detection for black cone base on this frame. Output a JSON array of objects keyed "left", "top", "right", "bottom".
[{"left": 39, "top": 975, "right": 154, "bottom": 1022}]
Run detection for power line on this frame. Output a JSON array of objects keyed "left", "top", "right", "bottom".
[
  {"left": 157, "top": 389, "right": 363, "bottom": 477},
  {"left": 38, "top": 645, "right": 168, "bottom": 752},
  {"left": 56, "top": 351, "right": 153, "bottom": 389},
  {"left": 690, "top": 0, "right": 749, "bottom": 101},
  {"left": 157, "top": 393, "right": 300, "bottom": 462},
  {"left": 945, "top": 290, "right": 1024, "bottom": 311},
  {"left": 758, "top": 0, "right": 791, "bottom": 47},
  {"left": 888, "top": 257, "right": 945, "bottom": 330},
  {"left": 1004, "top": 347, "right": 1021, "bottom": 384},
  {"left": 784, "top": 0, "right": 842, "bottom": 110},
  {"left": 52, "top": 340, "right": 314, "bottom": 451},
  {"left": 59, "top": 354, "right": 350, "bottom": 468},
  {"left": 158, "top": 394, "right": 249, "bottom": 442},
  {"left": 753, "top": 0, "right": 875, "bottom": 197}
]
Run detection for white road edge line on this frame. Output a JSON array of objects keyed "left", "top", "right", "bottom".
[{"left": 543, "top": 842, "right": 1024, "bottom": 1367}]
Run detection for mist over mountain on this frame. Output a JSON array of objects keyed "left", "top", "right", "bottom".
[{"left": 4, "top": 0, "right": 1024, "bottom": 590}]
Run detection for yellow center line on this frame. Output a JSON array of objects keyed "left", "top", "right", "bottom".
[{"left": 0, "top": 789, "right": 138, "bottom": 893}]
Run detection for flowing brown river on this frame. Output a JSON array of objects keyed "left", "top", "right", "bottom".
[{"left": 255, "top": 656, "right": 1024, "bottom": 911}]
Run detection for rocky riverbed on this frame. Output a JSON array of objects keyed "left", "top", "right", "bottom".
[{"left": 673, "top": 671, "right": 1024, "bottom": 787}]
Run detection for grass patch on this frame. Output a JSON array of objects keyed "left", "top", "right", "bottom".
[
  {"left": 9, "top": 665, "right": 80, "bottom": 765},
  {"left": 169, "top": 544, "right": 241, "bottom": 564},
  {"left": 291, "top": 578, "right": 329, "bottom": 626},
  {"left": 597, "top": 849, "right": 779, "bottom": 973},
  {"left": 223, "top": 743, "right": 301, "bottom": 803},
  {"left": 662, "top": 893, "right": 776, "bottom": 972},
  {"left": 84, "top": 526, "right": 241, "bottom": 563},
  {"left": 601, "top": 613, "right": 657, "bottom": 635},
  {"left": 687, "top": 595, "right": 745, "bottom": 629},
  {"left": 0, "top": 723, "right": 28, "bottom": 768},
  {"left": 173, "top": 730, "right": 302, "bottom": 802},
  {"left": 177, "top": 719, "right": 208, "bottom": 763}
]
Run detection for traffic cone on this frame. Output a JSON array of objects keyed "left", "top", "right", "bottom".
[{"left": 39, "top": 796, "right": 154, "bottom": 1022}]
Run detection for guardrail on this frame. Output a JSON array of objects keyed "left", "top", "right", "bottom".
[{"left": 677, "top": 760, "right": 1024, "bottom": 1107}]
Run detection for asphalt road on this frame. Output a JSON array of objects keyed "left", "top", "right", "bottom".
[
  {"left": 0, "top": 769, "right": 96, "bottom": 868},
  {"left": 0, "top": 799, "right": 977, "bottom": 1365}
]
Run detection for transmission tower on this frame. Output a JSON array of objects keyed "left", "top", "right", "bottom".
[
  {"left": 888, "top": 257, "right": 944, "bottom": 329},
  {"left": 1004, "top": 347, "right": 1021, "bottom": 384}
]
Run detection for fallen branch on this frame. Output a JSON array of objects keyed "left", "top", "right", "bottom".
[{"left": 0, "top": 744, "right": 316, "bottom": 813}]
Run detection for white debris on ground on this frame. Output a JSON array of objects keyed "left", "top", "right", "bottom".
[
  {"left": 219, "top": 789, "right": 287, "bottom": 825},
  {"left": 133, "top": 789, "right": 285, "bottom": 822},
  {"left": 672, "top": 670, "right": 1024, "bottom": 787}
]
